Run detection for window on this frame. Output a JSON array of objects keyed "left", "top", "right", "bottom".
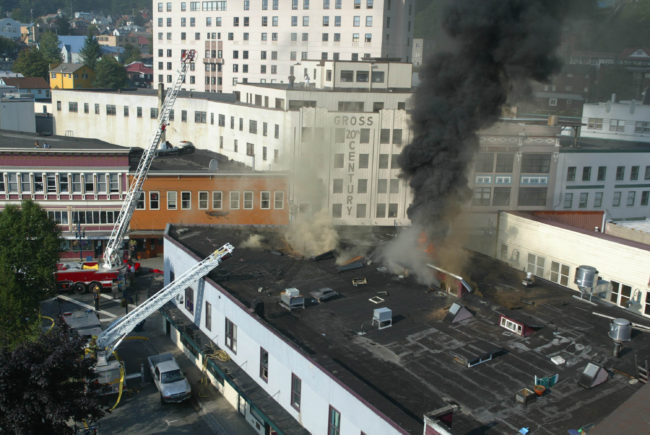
[
  {"left": 616, "top": 166, "right": 625, "bottom": 181},
  {"left": 94, "top": 103, "right": 99, "bottom": 115},
  {"left": 594, "top": 191, "right": 603, "bottom": 208},
  {"left": 260, "top": 348, "right": 269, "bottom": 382},
  {"left": 635, "top": 121, "right": 650, "bottom": 134},
  {"left": 246, "top": 143, "right": 254, "bottom": 156},
  {"left": 150, "top": 107, "right": 158, "bottom": 119},
  {"left": 332, "top": 179, "right": 343, "bottom": 194},
  {"left": 334, "top": 153, "right": 344, "bottom": 168},
  {"left": 393, "top": 129, "right": 402, "bottom": 145},
  {"left": 230, "top": 191, "right": 240, "bottom": 209},
  {"left": 205, "top": 301, "right": 212, "bottom": 331},
  {"left": 123, "top": 106, "right": 129, "bottom": 117},
  {"left": 527, "top": 253, "right": 545, "bottom": 277},
  {"left": 475, "top": 153, "right": 494, "bottom": 172},
  {"left": 609, "top": 119, "right": 624, "bottom": 132},
  {"left": 328, "top": 406, "right": 341, "bottom": 435},
  {"left": 473, "top": 187, "right": 491, "bottom": 206},
  {"left": 83, "top": 103, "right": 88, "bottom": 113},
  {"left": 106, "top": 104, "right": 116, "bottom": 116},
  {"left": 68, "top": 102, "right": 78, "bottom": 112},
  {"left": 47, "top": 173, "right": 57, "bottom": 193},
  {"left": 243, "top": 191, "right": 253, "bottom": 209},
  {"left": 181, "top": 191, "right": 191, "bottom": 209},
  {"left": 518, "top": 187, "right": 547, "bottom": 206},
  {"left": 167, "top": 191, "right": 177, "bottom": 210},
  {"left": 212, "top": 191, "right": 222, "bottom": 209},
  {"left": 378, "top": 154, "right": 389, "bottom": 169},
  {"left": 521, "top": 153, "right": 551, "bottom": 173},
  {"left": 565, "top": 166, "right": 576, "bottom": 181},
  {"left": 549, "top": 262, "right": 570, "bottom": 286},
  {"left": 613, "top": 191, "right": 621, "bottom": 207},
  {"left": 366, "top": 16, "right": 372, "bottom": 26},
  {"left": 195, "top": 111, "right": 207, "bottom": 123},
  {"left": 587, "top": 118, "right": 603, "bottom": 129},
  {"left": 136, "top": 191, "right": 145, "bottom": 209},
  {"left": 563, "top": 192, "right": 573, "bottom": 208},
  {"left": 185, "top": 287, "right": 194, "bottom": 313},
  {"left": 582, "top": 166, "right": 591, "bottom": 181},
  {"left": 357, "top": 179, "right": 367, "bottom": 194},
  {"left": 597, "top": 166, "right": 606, "bottom": 181},
  {"left": 356, "top": 203, "right": 366, "bottom": 218},
  {"left": 303, "top": 16, "right": 309, "bottom": 26},
  {"left": 225, "top": 318, "right": 237, "bottom": 353},
  {"left": 627, "top": 191, "right": 636, "bottom": 207},
  {"left": 610, "top": 281, "right": 632, "bottom": 307},
  {"left": 579, "top": 192, "right": 588, "bottom": 208},
  {"left": 137, "top": 107, "right": 142, "bottom": 118},
  {"left": 33, "top": 173, "right": 43, "bottom": 193},
  {"left": 83, "top": 173, "right": 94, "bottom": 193},
  {"left": 492, "top": 187, "right": 511, "bottom": 206},
  {"left": 199, "top": 191, "right": 209, "bottom": 209},
  {"left": 149, "top": 192, "right": 160, "bottom": 210},
  {"left": 274, "top": 191, "right": 284, "bottom": 209},
  {"left": 642, "top": 191, "right": 649, "bottom": 206},
  {"left": 631, "top": 166, "right": 639, "bottom": 180},
  {"left": 260, "top": 191, "right": 271, "bottom": 209},
  {"left": 291, "top": 374, "right": 301, "bottom": 410},
  {"left": 332, "top": 203, "right": 342, "bottom": 218}
]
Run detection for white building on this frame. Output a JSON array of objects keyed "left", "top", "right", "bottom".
[
  {"left": 554, "top": 138, "right": 650, "bottom": 220},
  {"left": 497, "top": 210, "right": 650, "bottom": 319},
  {"left": 152, "top": 0, "right": 415, "bottom": 93},
  {"left": 581, "top": 98, "right": 650, "bottom": 143}
]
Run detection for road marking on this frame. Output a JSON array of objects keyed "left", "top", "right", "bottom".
[{"left": 57, "top": 294, "right": 117, "bottom": 318}]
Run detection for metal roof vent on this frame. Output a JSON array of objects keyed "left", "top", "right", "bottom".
[
  {"left": 372, "top": 307, "right": 392, "bottom": 330},
  {"left": 575, "top": 265, "right": 598, "bottom": 301},
  {"left": 609, "top": 318, "right": 632, "bottom": 357}
]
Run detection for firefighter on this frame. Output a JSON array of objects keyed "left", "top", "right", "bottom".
[{"left": 93, "top": 285, "right": 101, "bottom": 311}]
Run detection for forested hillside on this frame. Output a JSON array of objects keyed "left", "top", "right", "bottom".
[{"left": 0, "top": 0, "right": 150, "bottom": 22}]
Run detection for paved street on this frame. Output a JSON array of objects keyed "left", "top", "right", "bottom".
[{"left": 43, "top": 259, "right": 255, "bottom": 435}]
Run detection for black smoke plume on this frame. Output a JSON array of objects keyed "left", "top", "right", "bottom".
[{"left": 399, "top": 0, "right": 564, "bottom": 237}]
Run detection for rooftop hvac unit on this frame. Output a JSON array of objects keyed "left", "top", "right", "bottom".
[
  {"left": 372, "top": 307, "right": 392, "bottom": 330},
  {"left": 280, "top": 287, "right": 305, "bottom": 311}
]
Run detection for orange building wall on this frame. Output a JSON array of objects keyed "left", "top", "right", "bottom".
[{"left": 130, "top": 174, "right": 289, "bottom": 231}]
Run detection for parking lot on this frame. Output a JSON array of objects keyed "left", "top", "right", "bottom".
[{"left": 43, "top": 262, "right": 255, "bottom": 435}]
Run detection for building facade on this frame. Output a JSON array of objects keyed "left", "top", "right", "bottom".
[
  {"left": 152, "top": 0, "right": 415, "bottom": 93},
  {"left": 580, "top": 99, "right": 650, "bottom": 143},
  {"left": 49, "top": 64, "right": 95, "bottom": 89},
  {"left": 497, "top": 210, "right": 650, "bottom": 319}
]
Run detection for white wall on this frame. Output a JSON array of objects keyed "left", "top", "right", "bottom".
[
  {"left": 164, "top": 237, "right": 406, "bottom": 435},
  {"left": 497, "top": 211, "right": 650, "bottom": 318},
  {"left": 581, "top": 101, "right": 650, "bottom": 143}
]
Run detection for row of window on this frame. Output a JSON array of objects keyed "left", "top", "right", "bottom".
[
  {"left": 586, "top": 118, "right": 650, "bottom": 134},
  {"left": 58, "top": 101, "right": 283, "bottom": 140},
  {"left": 332, "top": 178, "right": 399, "bottom": 194},
  {"left": 0, "top": 172, "right": 119, "bottom": 194},
  {"left": 158, "top": 14, "right": 376, "bottom": 28},
  {"left": 136, "top": 190, "right": 285, "bottom": 210},
  {"left": 158, "top": 0, "right": 379, "bottom": 12},
  {"left": 159, "top": 29, "right": 376, "bottom": 45},
  {"left": 563, "top": 190, "right": 650, "bottom": 208},
  {"left": 333, "top": 153, "right": 400, "bottom": 170},
  {"left": 567, "top": 165, "right": 650, "bottom": 182},
  {"left": 474, "top": 152, "right": 550, "bottom": 174},
  {"left": 189, "top": 298, "right": 342, "bottom": 433},
  {"left": 332, "top": 202, "right": 399, "bottom": 218},
  {"left": 475, "top": 175, "right": 548, "bottom": 186},
  {"left": 472, "top": 187, "right": 547, "bottom": 207}
]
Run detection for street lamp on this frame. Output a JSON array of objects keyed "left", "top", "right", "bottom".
[{"left": 75, "top": 220, "right": 86, "bottom": 262}]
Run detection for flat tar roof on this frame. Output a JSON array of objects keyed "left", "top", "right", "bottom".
[
  {"left": 0, "top": 130, "right": 127, "bottom": 152},
  {"left": 167, "top": 225, "right": 650, "bottom": 434}
]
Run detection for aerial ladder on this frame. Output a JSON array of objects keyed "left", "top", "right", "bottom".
[
  {"left": 95, "top": 243, "right": 234, "bottom": 363},
  {"left": 102, "top": 49, "right": 197, "bottom": 270}
]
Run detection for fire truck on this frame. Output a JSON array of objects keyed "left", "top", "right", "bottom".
[{"left": 55, "top": 262, "right": 127, "bottom": 294}]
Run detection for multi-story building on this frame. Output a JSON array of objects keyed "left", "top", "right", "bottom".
[
  {"left": 0, "top": 130, "right": 289, "bottom": 260},
  {"left": 580, "top": 98, "right": 650, "bottom": 143},
  {"left": 152, "top": 0, "right": 415, "bottom": 93}
]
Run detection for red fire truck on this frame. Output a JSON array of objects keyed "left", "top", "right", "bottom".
[{"left": 55, "top": 262, "right": 127, "bottom": 294}]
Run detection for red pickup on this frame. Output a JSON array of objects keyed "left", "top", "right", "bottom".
[{"left": 55, "top": 262, "right": 127, "bottom": 294}]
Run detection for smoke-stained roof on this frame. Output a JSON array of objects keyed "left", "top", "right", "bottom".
[{"left": 167, "top": 224, "right": 650, "bottom": 434}]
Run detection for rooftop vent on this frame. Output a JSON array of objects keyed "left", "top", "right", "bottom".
[
  {"left": 372, "top": 307, "right": 392, "bottom": 330},
  {"left": 609, "top": 318, "right": 631, "bottom": 357},
  {"left": 280, "top": 287, "right": 305, "bottom": 311},
  {"left": 574, "top": 265, "right": 599, "bottom": 301},
  {"left": 578, "top": 362, "right": 608, "bottom": 389}
]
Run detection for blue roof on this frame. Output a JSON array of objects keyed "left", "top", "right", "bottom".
[
  {"left": 58, "top": 35, "right": 86, "bottom": 53},
  {"left": 100, "top": 45, "right": 124, "bottom": 55}
]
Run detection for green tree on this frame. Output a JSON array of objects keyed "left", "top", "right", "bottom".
[
  {"left": 93, "top": 54, "right": 127, "bottom": 89},
  {"left": 12, "top": 46, "right": 49, "bottom": 79},
  {"left": 0, "top": 200, "right": 61, "bottom": 349},
  {"left": 0, "top": 324, "right": 106, "bottom": 433},
  {"left": 0, "top": 36, "right": 20, "bottom": 60},
  {"left": 80, "top": 34, "right": 101, "bottom": 70},
  {"left": 121, "top": 42, "right": 141, "bottom": 64},
  {"left": 39, "top": 31, "right": 62, "bottom": 65},
  {"left": 54, "top": 15, "right": 71, "bottom": 35}
]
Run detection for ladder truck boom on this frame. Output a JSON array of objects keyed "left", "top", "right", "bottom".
[
  {"left": 102, "top": 49, "right": 196, "bottom": 270},
  {"left": 96, "top": 242, "right": 234, "bottom": 356}
]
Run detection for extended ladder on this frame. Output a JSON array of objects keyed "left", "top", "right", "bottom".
[
  {"left": 102, "top": 50, "right": 196, "bottom": 270},
  {"left": 96, "top": 243, "right": 233, "bottom": 356}
]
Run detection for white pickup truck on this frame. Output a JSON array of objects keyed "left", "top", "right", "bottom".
[{"left": 148, "top": 353, "right": 192, "bottom": 404}]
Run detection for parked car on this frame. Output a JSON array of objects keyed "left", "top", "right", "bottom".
[
  {"left": 310, "top": 287, "right": 339, "bottom": 303},
  {"left": 148, "top": 353, "right": 192, "bottom": 403}
]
